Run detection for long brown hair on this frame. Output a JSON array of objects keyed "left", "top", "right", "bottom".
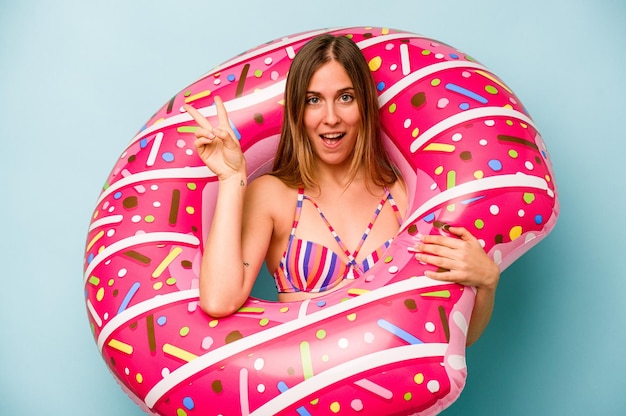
[{"left": 270, "top": 34, "right": 399, "bottom": 191}]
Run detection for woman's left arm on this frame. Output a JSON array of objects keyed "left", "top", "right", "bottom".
[{"left": 412, "top": 226, "right": 500, "bottom": 346}]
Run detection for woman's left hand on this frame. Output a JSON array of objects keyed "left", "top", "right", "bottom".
[{"left": 412, "top": 226, "right": 500, "bottom": 290}]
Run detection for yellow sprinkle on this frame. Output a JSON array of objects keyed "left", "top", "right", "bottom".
[
  {"left": 108, "top": 339, "right": 133, "bottom": 355},
  {"left": 381, "top": 28, "right": 389, "bottom": 35},
  {"left": 86, "top": 230, "right": 104, "bottom": 251},
  {"left": 414, "top": 373, "right": 424, "bottom": 384},
  {"left": 153, "top": 282, "right": 163, "bottom": 290},
  {"left": 209, "top": 320, "right": 219, "bottom": 328},
  {"left": 368, "top": 56, "right": 382, "bottom": 71},
  {"left": 163, "top": 343, "right": 198, "bottom": 362},
  {"left": 279, "top": 306, "right": 289, "bottom": 313},
  {"left": 509, "top": 225, "right": 523, "bottom": 241},
  {"left": 347, "top": 288, "right": 369, "bottom": 296},
  {"left": 420, "top": 290, "right": 451, "bottom": 298},
  {"left": 424, "top": 143, "right": 455, "bottom": 152},
  {"left": 330, "top": 402, "right": 341, "bottom": 413},
  {"left": 96, "top": 287, "right": 105, "bottom": 302},
  {"left": 186, "top": 206, "right": 195, "bottom": 215},
  {"left": 347, "top": 313, "right": 357, "bottom": 321},
  {"left": 434, "top": 166, "right": 444, "bottom": 175},
  {"left": 184, "top": 89, "right": 211, "bottom": 103},
  {"left": 136, "top": 373, "right": 143, "bottom": 383},
  {"left": 238, "top": 307, "right": 265, "bottom": 314},
  {"left": 152, "top": 247, "right": 183, "bottom": 278},
  {"left": 474, "top": 170, "right": 484, "bottom": 179}
]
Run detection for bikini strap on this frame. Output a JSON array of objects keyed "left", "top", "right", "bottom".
[
  {"left": 386, "top": 189, "right": 404, "bottom": 226},
  {"left": 303, "top": 187, "right": 392, "bottom": 277}
]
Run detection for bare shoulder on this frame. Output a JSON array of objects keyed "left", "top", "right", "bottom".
[{"left": 246, "top": 174, "right": 297, "bottom": 215}]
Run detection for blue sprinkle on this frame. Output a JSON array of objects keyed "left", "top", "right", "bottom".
[
  {"left": 488, "top": 159, "right": 503, "bottom": 171},
  {"left": 423, "top": 212, "right": 435, "bottom": 223},
  {"left": 535, "top": 214, "right": 543, "bottom": 225},
  {"left": 113, "top": 191, "right": 122, "bottom": 200},
  {"left": 140, "top": 138, "right": 148, "bottom": 148},
  {"left": 316, "top": 300, "right": 326, "bottom": 307},
  {"left": 183, "top": 397, "right": 195, "bottom": 410},
  {"left": 87, "top": 253, "right": 94, "bottom": 264},
  {"left": 461, "top": 195, "right": 485, "bottom": 205},
  {"left": 377, "top": 319, "right": 423, "bottom": 344},
  {"left": 459, "top": 102, "right": 470, "bottom": 110},
  {"left": 161, "top": 152, "right": 175, "bottom": 162},
  {"left": 227, "top": 74, "right": 236, "bottom": 82},
  {"left": 296, "top": 406, "right": 312, "bottom": 416},
  {"left": 446, "top": 83, "right": 488, "bottom": 104},
  {"left": 229, "top": 119, "right": 242, "bottom": 140},
  {"left": 377, "top": 81, "right": 385, "bottom": 91},
  {"left": 449, "top": 53, "right": 459, "bottom": 59},
  {"left": 277, "top": 381, "right": 289, "bottom": 393},
  {"left": 157, "top": 316, "right": 167, "bottom": 326},
  {"left": 117, "top": 282, "right": 141, "bottom": 314}
]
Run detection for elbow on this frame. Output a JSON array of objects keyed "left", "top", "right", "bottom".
[{"left": 199, "top": 294, "right": 240, "bottom": 318}]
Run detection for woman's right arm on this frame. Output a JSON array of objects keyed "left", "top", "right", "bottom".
[{"left": 185, "top": 99, "right": 272, "bottom": 317}]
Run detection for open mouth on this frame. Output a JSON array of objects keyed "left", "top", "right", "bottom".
[{"left": 320, "top": 133, "right": 345, "bottom": 145}]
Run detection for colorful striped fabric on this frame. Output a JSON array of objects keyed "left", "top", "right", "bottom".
[{"left": 273, "top": 187, "right": 403, "bottom": 293}]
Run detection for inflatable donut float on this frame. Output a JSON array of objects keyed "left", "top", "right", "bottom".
[{"left": 83, "top": 27, "right": 558, "bottom": 415}]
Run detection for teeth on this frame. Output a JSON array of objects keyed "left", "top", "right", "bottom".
[{"left": 321, "top": 133, "right": 344, "bottom": 139}]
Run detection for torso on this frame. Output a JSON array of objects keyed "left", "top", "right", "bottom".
[{"left": 254, "top": 174, "right": 407, "bottom": 302}]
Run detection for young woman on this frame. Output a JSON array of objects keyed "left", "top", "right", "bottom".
[{"left": 185, "top": 35, "right": 500, "bottom": 345}]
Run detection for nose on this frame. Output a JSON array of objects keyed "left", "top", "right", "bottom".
[{"left": 323, "top": 102, "right": 340, "bottom": 125}]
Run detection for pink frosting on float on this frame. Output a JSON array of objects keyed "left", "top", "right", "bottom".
[{"left": 83, "top": 26, "right": 558, "bottom": 416}]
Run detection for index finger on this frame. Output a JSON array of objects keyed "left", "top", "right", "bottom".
[{"left": 183, "top": 104, "right": 214, "bottom": 130}]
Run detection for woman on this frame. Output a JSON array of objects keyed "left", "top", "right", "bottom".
[{"left": 185, "top": 34, "right": 500, "bottom": 345}]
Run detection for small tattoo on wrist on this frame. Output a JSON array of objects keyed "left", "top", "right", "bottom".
[
  {"left": 240, "top": 180, "right": 246, "bottom": 187},
  {"left": 243, "top": 262, "right": 249, "bottom": 267}
]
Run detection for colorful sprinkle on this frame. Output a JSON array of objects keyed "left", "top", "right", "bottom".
[{"left": 377, "top": 319, "right": 423, "bottom": 344}]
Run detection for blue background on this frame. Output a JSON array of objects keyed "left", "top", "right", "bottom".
[{"left": 1, "top": 0, "right": 624, "bottom": 414}]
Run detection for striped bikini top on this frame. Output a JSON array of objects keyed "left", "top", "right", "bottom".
[{"left": 273, "top": 187, "right": 403, "bottom": 293}]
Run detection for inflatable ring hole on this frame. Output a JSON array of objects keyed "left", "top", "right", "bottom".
[{"left": 250, "top": 264, "right": 278, "bottom": 301}]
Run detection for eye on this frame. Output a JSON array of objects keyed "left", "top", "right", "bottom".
[
  {"left": 339, "top": 93, "right": 354, "bottom": 103},
  {"left": 306, "top": 96, "right": 320, "bottom": 105}
]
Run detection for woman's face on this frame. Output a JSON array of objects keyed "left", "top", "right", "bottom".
[{"left": 303, "top": 60, "right": 361, "bottom": 168}]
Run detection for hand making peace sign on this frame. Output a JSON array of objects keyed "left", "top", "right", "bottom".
[{"left": 184, "top": 97, "right": 246, "bottom": 181}]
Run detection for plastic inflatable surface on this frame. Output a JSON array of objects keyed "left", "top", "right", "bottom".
[{"left": 83, "top": 26, "right": 559, "bottom": 415}]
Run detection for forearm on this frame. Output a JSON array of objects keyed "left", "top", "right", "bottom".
[
  {"left": 199, "top": 172, "right": 248, "bottom": 316},
  {"left": 466, "top": 286, "right": 496, "bottom": 346}
]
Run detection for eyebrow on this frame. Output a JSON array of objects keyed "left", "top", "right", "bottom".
[{"left": 306, "top": 87, "right": 356, "bottom": 95}]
